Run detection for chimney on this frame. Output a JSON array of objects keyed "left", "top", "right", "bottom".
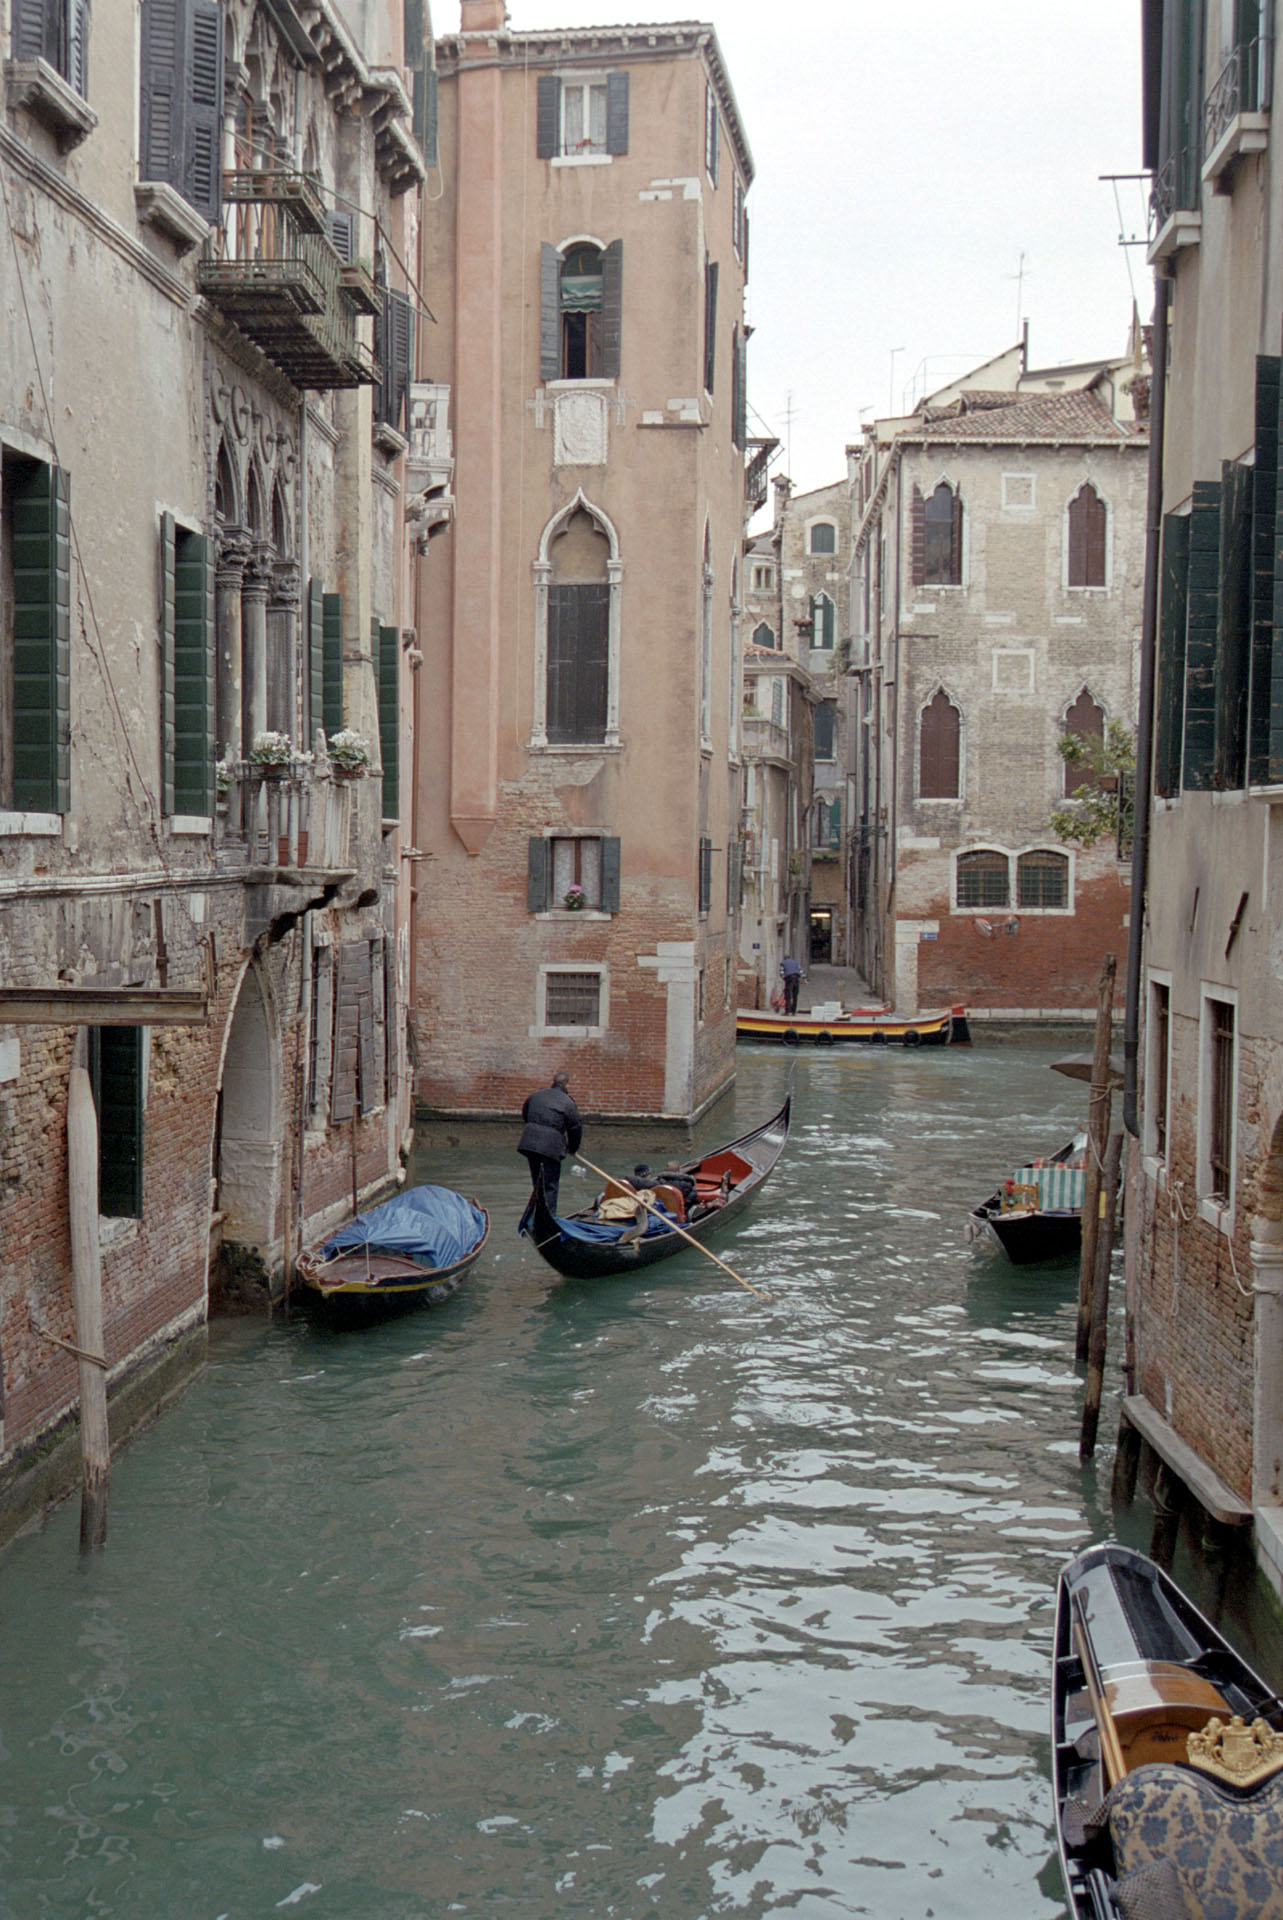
[
  {"left": 461, "top": 0, "right": 508, "bottom": 28},
  {"left": 772, "top": 473, "right": 792, "bottom": 527}
]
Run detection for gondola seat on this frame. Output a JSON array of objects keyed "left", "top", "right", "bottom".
[{"left": 1105, "top": 1763, "right": 1283, "bottom": 1919}]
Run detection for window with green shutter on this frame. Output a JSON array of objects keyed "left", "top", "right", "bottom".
[
  {"left": 173, "top": 527, "right": 214, "bottom": 812},
  {"left": 1183, "top": 478, "right": 1222, "bottom": 790},
  {"left": 698, "top": 835, "right": 713, "bottom": 915},
  {"left": 378, "top": 621, "right": 399, "bottom": 818},
  {"left": 322, "top": 591, "right": 343, "bottom": 736},
  {"left": 6, "top": 452, "right": 70, "bottom": 815},
  {"left": 13, "top": 0, "right": 89, "bottom": 95},
  {"left": 1252, "top": 354, "right": 1281, "bottom": 783},
  {"left": 138, "top": 0, "right": 224, "bottom": 223},
  {"left": 88, "top": 1027, "right": 144, "bottom": 1219},
  {"left": 1214, "top": 459, "right": 1252, "bottom": 790},
  {"left": 1155, "top": 511, "right": 1190, "bottom": 797},
  {"left": 703, "top": 258, "right": 719, "bottom": 394}
]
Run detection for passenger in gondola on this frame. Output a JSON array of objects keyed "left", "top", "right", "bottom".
[{"left": 517, "top": 1070, "right": 582, "bottom": 1214}]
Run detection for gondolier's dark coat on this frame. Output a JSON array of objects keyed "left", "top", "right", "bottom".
[{"left": 518, "top": 1084, "right": 582, "bottom": 1161}]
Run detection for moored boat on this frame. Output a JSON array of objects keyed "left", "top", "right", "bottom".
[
  {"left": 298, "top": 1183, "right": 489, "bottom": 1320},
  {"left": 968, "top": 1134, "right": 1087, "bottom": 1264},
  {"left": 736, "top": 1004, "right": 967, "bottom": 1047},
  {"left": 1054, "top": 1543, "right": 1283, "bottom": 1920},
  {"left": 521, "top": 1097, "right": 790, "bottom": 1280}
]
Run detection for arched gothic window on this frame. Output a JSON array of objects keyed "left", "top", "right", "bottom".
[
  {"left": 919, "top": 690, "right": 961, "bottom": 799},
  {"left": 915, "top": 481, "right": 963, "bottom": 586},
  {"left": 1063, "top": 689, "right": 1105, "bottom": 797},
  {"left": 1067, "top": 483, "right": 1107, "bottom": 587}
]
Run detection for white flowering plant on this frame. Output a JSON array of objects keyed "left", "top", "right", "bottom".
[
  {"left": 328, "top": 729, "right": 373, "bottom": 773},
  {"left": 248, "top": 730, "right": 294, "bottom": 767},
  {"left": 215, "top": 754, "right": 235, "bottom": 794}
]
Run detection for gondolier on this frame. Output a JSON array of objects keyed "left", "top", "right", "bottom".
[{"left": 518, "top": 1070, "right": 582, "bottom": 1213}]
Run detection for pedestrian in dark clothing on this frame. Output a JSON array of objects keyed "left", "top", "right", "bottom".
[
  {"left": 780, "top": 955, "right": 803, "bottom": 1015},
  {"left": 518, "top": 1070, "right": 583, "bottom": 1214}
]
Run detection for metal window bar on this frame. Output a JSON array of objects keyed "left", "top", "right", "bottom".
[
  {"left": 957, "top": 854, "right": 1009, "bottom": 909},
  {"left": 1209, "top": 1000, "right": 1235, "bottom": 1202},
  {"left": 1016, "top": 853, "right": 1068, "bottom": 910},
  {"left": 545, "top": 971, "right": 601, "bottom": 1027},
  {"left": 1153, "top": 986, "right": 1170, "bottom": 1158}
]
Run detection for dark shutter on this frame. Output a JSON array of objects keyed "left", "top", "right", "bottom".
[
  {"left": 536, "top": 74, "right": 561, "bottom": 158},
  {"left": 606, "top": 70, "right": 629, "bottom": 153},
  {"left": 601, "top": 239, "right": 623, "bottom": 379},
  {"left": 540, "top": 243, "right": 560, "bottom": 381},
  {"left": 919, "top": 691, "right": 960, "bottom": 799},
  {"left": 1183, "top": 477, "right": 1222, "bottom": 789},
  {"left": 11, "top": 458, "right": 70, "bottom": 815},
  {"left": 910, "top": 487, "right": 925, "bottom": 587},
  {"left": 1250, "top": 354, "right": 1280, "bottom": 783},
  {"left": 386, "top": 289, "right": 414, "bottom": 433},
  {"left": 327, "top": 211, "right": 354, "bottom": 263},
  {"left": 383, "top": 934, "right": 398, "bottom": 1100},
  {"left": 1214, "top": 458, "right": 1252, "bottom": 789},
  {"left": 322, "top": 591, "right": 343, "bottom": 735},
  {"left": 90, "top": 1027, "right": 144, "bottom": 1220},
  {"left": 378, "top": 621, "right": 399, "bottom": 818},
  {"left": 307, "top": 576, "right": 324, "bottom": 746},
  {"left": 600, "top": 835, "right": 621, "bottom": 913},
  {"left": 68, "top": 0, "right": 88, "bottom": 96},
  {"left": 950, "top": 488, "right": 964, "bottom": 583},
  {"left": 732, "top": 329, "right": 748, "bottom": 451},
  {"left": 1154, "top": 511, "right": 1190, "bottom": 797},
  {"left": 422, "top": 64, "right": 439, "bottom": 168},
  {"left": 159, "top": 512, "right": 176, "bottom": 816},
  {"left": 331, "top": 944, "right": 365, "bottom": 1123},
  {"left": 698, "top": 836, "right": 712, "bottom": 914},
  {"left": 547, "top": 584, "right": 608, "bottom": 743},
  {"left": 186, "top": 0, "right": 223, "bottom": 225},
  {"left": 527, "top": 836, "right": 551, "bottom": 911},
  {"left": 703, "top": 258, "right": 718, "bottom": 394},
  {"left": 1068, "top": 484, "right": 1107, "bottom": 587},
  {"left": 140, "top": 0, "right": 183, "bottom": 186},
  {"left": 173, "top": 529, "right": 214, "bottom": 813},
  {"left": 13, "top": 0, "right": 55, "bottom": 62}
]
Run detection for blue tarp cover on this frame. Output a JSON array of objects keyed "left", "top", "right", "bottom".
[
  {"left": 323, "top": 1185, "right": 486, "bottom": 1268},
  {"left": 540, "top": 1206, "right": 675, "bottom": 1246}
]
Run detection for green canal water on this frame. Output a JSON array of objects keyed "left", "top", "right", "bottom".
[{"left": 1, "top": 1039, "right": 1279, "bottom": 1919}]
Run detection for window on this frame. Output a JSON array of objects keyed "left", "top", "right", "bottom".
[
  {"left": 541, "top": 242, "right": 623, "bottom": 381},
  {"left": 698, "top": 835, "right": 713, "bottom": 914},
  {"left": 913, "top": 481, "right": 963, "bottom": 587},
  {"left": 159, "top": 516, "right": 214, "bottom": 816},
  {"left": 771, "top": 677, "right": 784, "bottom": 727},
  {"left": 1062, "top": 690, "right": 1105, "bottom": 798},
  {"left": 377, "top": 621, "right": 398, "bottom": 818},
  {"left": 956, "top": 850, "right": 1009, "bottom": 909},
  {"left": 527, "top": 835, "right": 621, "bottom": 912},
  {"left": 1067, "top": 483, "right": 1107, "bottom": 588},
  {"left": 919, "top": 690, "right": 960, "bottom": 800},
  {"left": 1214, "top": 458, "right": 1252, "bottom": 791},
  {"left": 1, "top": 449, "right": 70, "bottom": 815},
  {"left": 812, "top": 797, "right": 840, "bottom": 849},
  {"left": 703, "top": 258, "right": 719, "bottom": 394},
  {"left": 1016, "top": 850, "right": 1068, "bottom": 909},
  {"left": 536, "top": 71, "right": 629, "bottom": 159},
  {"left": 732, "top": 173, "right": 746, "bottom": 258},
  {"left": 1148, "top": 977, "right": 1171, "bottom": 1161},
  {"left": 1146, "top": 0, "right": 1204, "bottom": 225},
  {"left": 13, "top": 0, "right": 90, "bottom": 97},
  {"left": 751, "top": 623, "right": 775, "bottom": 649},
  {"left": 374, "top": 288, "right": 415, "bottom": 434},
  {"left": 752, "top": 564, "right": 774, "bottom": 592},
  {"left": 88, "top": 1027, "right": 144, "bottom": 1219},
  {"left": 139, "top": 0, "right": 223, "bottom": 223},
  {"left": 546, "top": 508, "right": 610, "bottom": 744},
  {"left": 704, "top": 81, "right": 720, "bottom": 183},
  {"left": 809, "top": 522, "right": 836, "bottom": 556},
  {"left": 331, "top": 942, "right": 384, "bottom": 1122},
  {"left": 544, "top": 969, "right": 602, "bottom": 1030},
  {"left": 731, "top": 328, "right": 748, "bottom": 451},
  {"left": 811, "top": 592, "right": 835, "bottom": 649},
  {"left": 813, "top": 701, "right": 836, "bottom": 761},
  {"left": 1202, "top": 991, "right": 1237, "bottom": 1208}
]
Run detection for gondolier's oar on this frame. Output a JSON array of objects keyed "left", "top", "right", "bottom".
[{"left": 573, "top": 1155, "right": 774, "bottom": 1301}]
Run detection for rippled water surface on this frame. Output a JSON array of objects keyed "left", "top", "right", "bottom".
[{"left": 1, "top": 1039, "right": 1275, "bottom": 1919}]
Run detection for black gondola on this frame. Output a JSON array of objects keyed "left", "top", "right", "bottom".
[
  {"left": 1053, "top": 1542, "right": 1283, "bottom": 1920},
  {"left": 521, "top": 1096, "right": 790, "bottom": 1280},
  {"left": 968, "top": 1133, "right": 1086, "bottom": 1264}
]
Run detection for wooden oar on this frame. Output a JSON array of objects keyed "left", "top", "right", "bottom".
[{"left": 573, "top": 1154, "right": 773, "bottom": 1301}]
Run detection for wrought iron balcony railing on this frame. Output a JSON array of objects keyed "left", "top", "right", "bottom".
[{"left": 1204, "top": 35, "right": 1270, "bottom": 156}]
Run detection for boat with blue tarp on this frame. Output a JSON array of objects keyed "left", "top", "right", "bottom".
[{"left": 298, "top": 1184, "right": 489, "bottom": 1319}]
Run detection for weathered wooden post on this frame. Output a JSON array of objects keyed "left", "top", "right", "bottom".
[
  {"left": 67, "top": 1062, "right": 110, "bottom": 1551},
  {"left": 1076, "top": 953, "right": 1117, "bottom": 1362},
  {"left": 1080, "top": 1130, "right": 1123, "bottom": 1460}
]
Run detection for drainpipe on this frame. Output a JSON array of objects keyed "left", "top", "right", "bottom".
[{"left": 1123, "top": 270, "right": 1170, "bottom": 1137}]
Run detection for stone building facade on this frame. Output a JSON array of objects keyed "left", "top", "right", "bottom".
[
  {"left": 413, "top": 1, "right": 752, "bottom": 1120},
  {"left": 0, "top": 0, "right": 430, "bottom": 1521},
  {"left": 848, "top": 342, "right": 1149, "bottom": 1017}
]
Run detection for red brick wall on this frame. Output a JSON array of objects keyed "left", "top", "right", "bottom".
[{"left": 912, "top": 866, "right": 1128, "bottom": 1010}]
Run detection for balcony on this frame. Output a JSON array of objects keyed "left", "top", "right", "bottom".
[
  {"left": 199, "top": 173, "right": 377, "bottom": 391},
  {"left": 1147, "top": 151, "right": 1202, "bottom": 263},
  {"left": 741, "top": 709, "right": 792, "bottom": 767},
  {"left": 745, "top": 436, "right": 779, "bottom": 515},
  {"left": 216, "top": 763, "right": 359, "bottom": 940},
  {"left": 1203, "top": 38, "right": 1271, "bottom": 189}
]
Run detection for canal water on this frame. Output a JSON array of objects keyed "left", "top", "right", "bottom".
[{"left": 2, "top": 1038, "right": 1279, "bottom": 1920}]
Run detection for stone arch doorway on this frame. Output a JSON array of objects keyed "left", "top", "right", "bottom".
[{"left": 215, "top": 961, "right": 282, "bottom": 1259}]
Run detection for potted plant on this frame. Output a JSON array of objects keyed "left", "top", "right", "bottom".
[
  {"left": 327, "top": 729, "right": 373, "bottom": 779},
  {"left": 563, "top": 883, "right": 587, "bottom": 911},
  {"left": 248, "top": 730, "right": 294, "bottom": 776}
]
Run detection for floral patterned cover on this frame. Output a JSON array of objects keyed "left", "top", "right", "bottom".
[{"left": 1106, "top": 1763, "right": 1283, "bottom": 1919}]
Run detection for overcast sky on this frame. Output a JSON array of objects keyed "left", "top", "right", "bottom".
[{"left": 435, "top": 2, "right": 1148, "bottom": 504}]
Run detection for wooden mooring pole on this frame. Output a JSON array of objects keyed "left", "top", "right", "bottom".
[
  {"left": 1080, "top": 1130, "right": 1123, "bottom": 1461},
  {"left": 1076, "top": 953, "right": 1117, "bottom": 1363},
  {"left": 67, "top": 1063, "right": 110, "bottom": 1552}
]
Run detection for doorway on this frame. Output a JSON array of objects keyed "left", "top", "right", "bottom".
[{"left": 809, "top": 910, "right": 832, "bottom": 965}]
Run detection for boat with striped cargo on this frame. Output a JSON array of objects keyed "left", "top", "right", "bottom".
[
  {"left": 736, "top": 1003, "right": 968, "bottom": 1048},
  {"left": 968, "top": 1134, "right": 1087, "bottom": 1264}
]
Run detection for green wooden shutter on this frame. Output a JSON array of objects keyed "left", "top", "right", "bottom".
[
  {"left": 1155, "top": 511, "right": 1190, "bottom": 797},
  {"left": 1249, "top": 355, "right": 1279, "bottom": 783},
  {"left": 732, "top": 329, "right": 748, "bottom": 451},
  {"left": 388, "top": 290, "right": 414, "bottom": 434},
  {"left": 90, "top": 1027, "right": 144, "bottom": 1220},
  {"left": 1214, "top": 459, "right": 1252, "bottom": 790},
  {"left": 703, "top": 259, "right": 718, "bottom": 394},
  {"left": 186, "top": 0, "right": 223, "bottom": 224},
  {"left": 540, "top": 243, "right": 560, "bottom": 381},
  {"left": 331, "top": 944, "right": 363, "bottom": 1123},
  {"left": 536, "top": 74, "right": 561, "bottom": 159},
  {"left": 601, "top": 835, "right": 621, "bottom": 913},
  {"left": 13, "top": 0, "right": 54, "bottom": 62},
  {"left": 159, "top": 512, "right": 176, "bottom": 816},
  {"left": 698, "top": 836, "right": 712, "bottom": 914},
  {"left": 605, "top": 71, "right": 629, "bottom": 154},
  {"left": 1183, "top": 477, "right": 1222, "bottom": 790},
  {"left": 378, "top": 621, "right": 399, "bottom": 818},
  {"left": 322, "top": 591, "right": 343, "bottom": 735},
  {"left": 601, "top": 240, "right": 623, "bottom": 379},
  {"left": 421, "top": 64, "right": 439, "bottom": 168},
  {"left": 11, "top": 458, "right": 70, "bottom": 815},
  {"left": 173, "top": 528, "right": 214, "bottom": 813},
  {"left": 327, "top": 210, "right": 354, "bottom": 263},
  {"left": 307, "top": 577, "right": 324, "bottom": 747},
  {"left": 69, "top": 0, "right": 88, "bottom": 96},
  {"left": 140, "top": 0, "right": 183, "bottom": 184},
  {"left": 527, "top": 837, "right": 551, "bottom": 911}
]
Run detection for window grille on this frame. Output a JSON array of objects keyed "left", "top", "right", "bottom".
[{"left": 545, "top": 971, "right": 601, "bottom": 1028}]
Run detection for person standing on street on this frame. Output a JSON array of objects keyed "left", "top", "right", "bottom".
[
  {"left": 518, "top": 1070, "right": 582, "bottom": 1214},
  {"left": 780, "top": 955, "right": 803, "bottom": 1015}
]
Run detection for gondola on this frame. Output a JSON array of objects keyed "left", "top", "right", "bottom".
[
  {"left": 967, "top": 1133, "right": 1086, "bottom": 1264},
  {"left": 736, "top": 1004, "right": 967, "bottom": 1047},
  {"left": 1053, "top": 1543, "right": 1283, "bottom": 1920},
  {"left": 521, "top": 1096, "right": 790, "bottom": 1280},
  {"left": 298, "top": 1183, "right": 489, "bottom": 1321}
]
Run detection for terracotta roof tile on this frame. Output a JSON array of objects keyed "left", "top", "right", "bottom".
[{"left": 908, "top": 390, "right": 1141, "bottom": 442}]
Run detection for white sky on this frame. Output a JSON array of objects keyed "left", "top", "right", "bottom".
[{"left": 434, "top": 2, "right": 1149, "bottom": 503}]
